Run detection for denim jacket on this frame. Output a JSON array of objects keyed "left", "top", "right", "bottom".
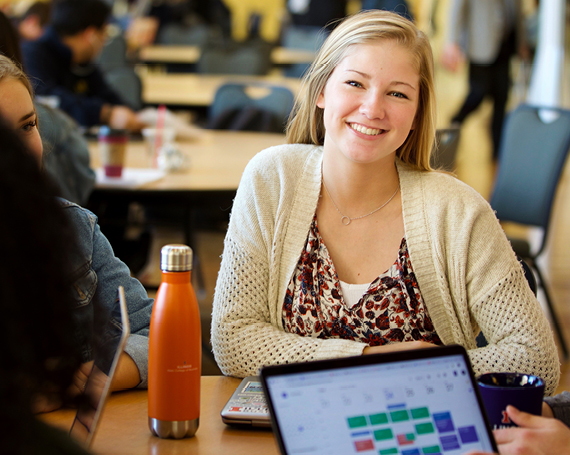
[
  {"left": 60, "top": 199, "right": 153, "bottom": 388},
  {"left": 38, "top": 102, "right": 96, "bottom": 206}
]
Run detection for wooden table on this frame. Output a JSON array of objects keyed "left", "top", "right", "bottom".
[
  {"left": 140, "top": 72, "right": 302, "bottom": 107},
  {"left": 42, "top": 376, "right": 279, "bottom": 455},
  {"left": 139, "top": 45, "right": 315, "bottom": 66},
  {"left": 88, "top": 130, "right": 285, "bottom": 259},
  {"left": 90, "top": 130, "right": 286, "bottom": 191}
]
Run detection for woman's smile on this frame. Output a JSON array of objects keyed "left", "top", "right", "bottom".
[{"left": 348, "top": 122, "right": 385, "bottom": 136}]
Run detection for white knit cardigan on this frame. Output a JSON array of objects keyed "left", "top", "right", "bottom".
[{"left": 211, "top": 144, "right": 560, "bottom": 394}]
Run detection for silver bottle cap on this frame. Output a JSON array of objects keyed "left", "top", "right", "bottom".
[{"left": 160, "top": 244, "right": 193, "bottom": 272}]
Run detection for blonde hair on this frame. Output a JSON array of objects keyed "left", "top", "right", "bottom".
[
  {"left": 0, "top": 54, "right": 34, "bottom": 97},
  {"left": 286, "top": 10, "right": 436, "bottom": 171}
]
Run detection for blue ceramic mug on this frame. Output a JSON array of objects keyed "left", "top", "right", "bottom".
[{"left": 477, "top": 372, "right": 544, "bottom": 430}]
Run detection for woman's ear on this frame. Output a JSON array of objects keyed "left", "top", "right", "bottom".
[
  {"left": 317, "top": 90, "right": 325, "bottom": 110},
  {"left": 411, "top": 112, "right": 418, "bottom": 130}
]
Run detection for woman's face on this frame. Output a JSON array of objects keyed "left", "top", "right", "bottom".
[
  {"left": 0, "top": 78, "right": 42, "bottom": 163},
  {"left": 317, "top": 40, "right": 419, "bottom": 166}
]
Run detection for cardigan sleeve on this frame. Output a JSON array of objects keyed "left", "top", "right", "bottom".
[
  {"left": 401, "top": 167, "right": 560, "bottom": 396},
  {"left": 210, "top": 147, "right": 366, "bottom": 378},
  {"left": 463, "top": 203, "right": 559, "bottom": 395}
]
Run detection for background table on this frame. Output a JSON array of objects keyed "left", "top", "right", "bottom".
[
  {"left": 139, "top": 72, "right": 302, "bottom": 107},
  {"left": 42, "top": 376, "right": 279, "bottom": 455},
  {"left": 88, "top": 130, "right": 286, "bottom": 291},
  {"left": 90, "top": 130, "right": 286, "bottom": 191},
  {"left": 139, "top": 45, "right": 315, "bottom": 66}
]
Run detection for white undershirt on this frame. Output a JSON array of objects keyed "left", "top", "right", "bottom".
[{"left": 339, "top": 280, "right": 371, "bottom": 308}]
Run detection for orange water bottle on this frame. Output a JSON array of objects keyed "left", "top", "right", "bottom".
[{"left": 148, "top": 244, "right": 201, "bottom": 438}]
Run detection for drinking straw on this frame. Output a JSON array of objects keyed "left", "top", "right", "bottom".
[{"left": 153, "top": 104, "right": 166, "bottom": 167}]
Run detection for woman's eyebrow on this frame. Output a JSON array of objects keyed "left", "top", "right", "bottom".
[
  {"left": 18, "top": 111, "right": 36, "bottom": 123},
  {"left": 345, "top": 69, "right": 417, "bottom": 90}
]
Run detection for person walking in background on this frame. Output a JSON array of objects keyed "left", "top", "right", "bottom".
[{"left": 441, "top": 0, "right": 529, "bottom": 161}]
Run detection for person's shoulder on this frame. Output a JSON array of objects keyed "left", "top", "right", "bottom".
[
  {"left": 250, "top": 143, "right": 320, "bottom": 166},
  {"left": 238, "top": 143, "right": 321, "bottom": 199},
  {"left": 58, "top": 198, "right": 97, "bottom": 223},
  {"left": 401, "top": 163, "right": 488, "bottom": 205},
  {"left": 244, "top": 143, "right": 320, "bottom": 178}
]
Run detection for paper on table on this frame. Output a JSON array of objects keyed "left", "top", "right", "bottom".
[{"left": 96, "top": 168, "right": 166, "bottom": 188}]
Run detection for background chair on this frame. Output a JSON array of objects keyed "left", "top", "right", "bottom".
[
  {"left": 430, "top": 126, "right": 461, "bottom": 171},
  {"left": 97, "top": 33, "right": 129, "bottom": 73},
  {"left": 280, "top": 25, "right": 327, "bottom": 77},
  {"left": 490, "top": 104, "right": 570, "bottom": 358},
  {"left": 155, "top": 23, "right": 214, "bottom": 46},
  {"left": 103, "top": 67, "right": 143, "bottom": 111},
  {"left": 207, "top": 82, "right": 295, "bottom": 133},
  {"left": 197, "top": 41, "right": 272, "bottom": 75},
  {"left": 96, "top": 33, "right": 142, "bottom": 110}
]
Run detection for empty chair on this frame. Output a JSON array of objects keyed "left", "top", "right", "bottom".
[
  {"left": 155, "top": 23, "right": 214, "bottom": 46},
  {"left": 197, "top": 42, "right": 272, "bottom": 75},
  {"left": 103, "top": 67, "right": 142, "bottom": 110},
  {"left": 96, "top": 32, "right": 129, "bottom": 73},
  {"left": 490, "top": 104, "right": 570, "bottom": 358},
  {"left": 96, "top": 32, "right": 142, "bottom": 110},
  {"left": 430, "top": 127, "right": 460, "bottom": 171},
  {"left": 207, "top": 83, "right": 295, "bottom": 133},
  {"left": 281, "top": 25, "right": 327, "bottom": 77}
]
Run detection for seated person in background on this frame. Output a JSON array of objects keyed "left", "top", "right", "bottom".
[
  {"left": 16, "top": 0, "right": 51, "bottom": 42},
  {"left": 0, "top": 120, "right": 88, "bottom": 453},
  {"left": 470, "top": 392, "right": 570, "bottom": 455},
  {"left": 210, "top": 11, "right": 560, "bottom": 394},
  {"left": 0, "top": 54, "right": 153, "bottom": 411},
  {"left": 21, "top": 0, "right": 145, "bottom": 130},
  {"left": 0, "top": 9, "right": 95, "bottom": 205}
]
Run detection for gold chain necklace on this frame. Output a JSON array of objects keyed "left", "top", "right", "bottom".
[{"left": 322, "top": 178, "right": 400, "bottom": 226}]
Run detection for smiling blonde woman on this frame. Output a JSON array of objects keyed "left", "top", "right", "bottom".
[{"left": 211, "top": 10, "right": 560, "bottom": 395}]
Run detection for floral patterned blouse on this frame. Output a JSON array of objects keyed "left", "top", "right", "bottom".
[{"left": 282, "top": 216, "right": 443, "bottom": 347}]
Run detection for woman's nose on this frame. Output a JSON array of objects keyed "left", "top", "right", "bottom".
[{"left": 360, "top": 92, "right": 385, "bottom": 120}]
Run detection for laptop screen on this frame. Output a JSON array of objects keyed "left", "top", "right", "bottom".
[
  {"left": 261, "top": 345, "right": 497, "bottom": 455},
  {"left": 69, "top": 286, "right": 130, "bottom": 447}
]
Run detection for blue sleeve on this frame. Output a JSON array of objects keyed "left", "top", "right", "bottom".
[{"left": 90, "top": 219, "right": 154, "bottom": 388}]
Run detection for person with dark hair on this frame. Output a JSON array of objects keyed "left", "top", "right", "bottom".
[
  {"left": 17, "top": 1, "right": 51, "bottom": 42},
  {"left": 0, "top": 7, "right": 23, "bottom": 64},
  {"left": 0, "top": 54, "right": 153, "bottom": 410},
  {"left": 21, "top": 0, "right": 145, "bottom": 130},
  {"left": 0, "top": 121, "right": 88, "bottom": 454}
]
